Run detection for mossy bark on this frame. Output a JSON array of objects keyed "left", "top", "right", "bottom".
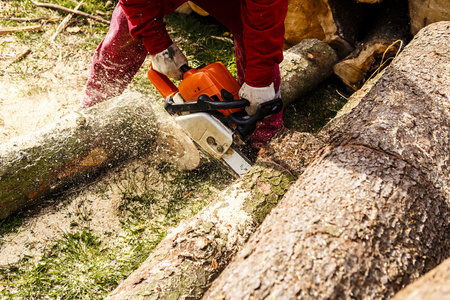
[
  {"left": 0, "top": 93, "right": 158, "bottom": 219},
  {"left": 0, "top": 93, "right": 184, "bottom": 220},
  {"left": 203, "top": 21, "right": 450, "bottom": 300},
  {"left": 106, "top": 163, "right": 295, "bottom": 300}
]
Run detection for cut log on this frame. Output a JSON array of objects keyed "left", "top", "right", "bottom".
[
  {"left": 333, "top": 0, "right": 411, "bottom": 91},
  {"left": 284, "top": 0, "right": 362, "bottom": 58},
  {"left": 0, "top": 93, "right": 200, "bottom": 220},
  {"left": 106, "top": 163, "right": 295, "bottom": 300},
  {"left": 409, "top": 0, "right": 450, "bottom": 35},
  {"left": 391, "top": 257, "right": 450, "bottom": 300},
  {"left": 100, "top": 39, "right": 336, "bottom": 299},
  {"left": 203, "top": 21, "right": 450, "bottom": 300},
  {"left": 333, "top": 40, "right": 401, "bottom": 91},
  {"left": 279, "top": 39, "right": 338, "bottom": 107}
]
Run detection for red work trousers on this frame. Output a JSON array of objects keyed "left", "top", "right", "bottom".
[{"left": 82, "top": 1, "right": 282, "bottom": 148}]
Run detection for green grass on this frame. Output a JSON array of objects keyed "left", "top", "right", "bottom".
[
  {"left": 165, "top": 13, "right": 236, "bottom": 74},
  {"left": 0, "top": 161, "right": 231, "bottom": 299},
  {"left": 283, "top": 75, "right": 349, "bottom": 132}
]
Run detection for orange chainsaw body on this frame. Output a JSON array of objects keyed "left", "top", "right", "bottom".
[{"left": 148, "top": 62, "right": 242, "bottom": 117}]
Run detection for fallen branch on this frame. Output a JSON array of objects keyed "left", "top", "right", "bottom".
[
  {"left": 0, "top": 24, "right": 44, "bottom": 36},
  {"left": 30, "top": 0, "right": 110, "bottom": 25},
  {"left": 51, "top": 1, "right": 83, "bottom": 41},
  {"left": 1, "top": 16, "right": 60, "bottom": 23},
  {"left": 5, "top": 48, "right": 32, "bottom": 68}
]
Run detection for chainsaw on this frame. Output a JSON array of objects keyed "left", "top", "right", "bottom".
[{"left": 148, "top": 62, "right": 283, "bottom": 176}]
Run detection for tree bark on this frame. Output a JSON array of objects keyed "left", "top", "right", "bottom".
[
  {"left": 279, "top": 39, "right": 338, "bottom": 107},
  {"left": 0, "top": 93, "right": 199, "bottom": 220},
  {"left": 391, "top": 257, "right": 450, "bottom": 300},
  {"left": 409, "top": 0, "right": 450, "bottom": 35},
  {"left": 203, "top": 21, "right": 450, "bottom": 300},
  {"left": 106, "top": 163, "right": 295, "bottom": 300}
]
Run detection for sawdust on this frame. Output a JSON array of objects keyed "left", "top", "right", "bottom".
[
  {"left": 0, "top": 9, "right": 156, "bottom": 266},
  {"left": 0, "top": 34, "right": 89, "bottom": 143},
  {"left": 0, "top": 157, "right": 161, "bottom": 266}
]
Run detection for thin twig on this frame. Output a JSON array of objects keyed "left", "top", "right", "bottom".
[
  {"left": 30, "top": 0, "right": 110, "bottom": 25},
  {"left": 1, "top": 16, "right": 61, "bottom": 23},
  {"left": 5, "top": 48, "right": 32, "bottom": 69},
  {"left": 51, "top": 1, "right": 83, "bottom": 41},
  {"left": 0, "top": 25, "right": 44, "bottom": 36}
]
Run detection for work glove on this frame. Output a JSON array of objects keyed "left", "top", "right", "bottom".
[
  {"left": 150, "top": 43, "right": 188, "bottom": 81},
  {"left": 239, "top": 82, "right": 276, "bottom": 115}
]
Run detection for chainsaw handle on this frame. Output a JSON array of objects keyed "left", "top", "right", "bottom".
[
  {"left": 147, "top": 62, "right": 179, "bottom": 99},
  {"left": 164, "top": 94, "right": 250, "bottom": 115}
]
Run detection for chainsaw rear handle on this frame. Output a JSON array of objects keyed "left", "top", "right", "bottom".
[{"left": 147, "top": 62, "right": 179, "bottom": 99}]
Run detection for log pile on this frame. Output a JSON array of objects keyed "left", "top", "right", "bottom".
[
  {"left": 203, "top": 21, "right": 450, "bottom": 299},
  {"left": 106, "top": 20, "right": 450, "bottom": 300},
  {"left": 284, "top": 0, "right": 449, "bottom": 94}
]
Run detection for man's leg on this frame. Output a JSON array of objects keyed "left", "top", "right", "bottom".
[
  {"left": 82, "top": 4, "right": 148, "bottom": 107},
  {"left": 191, "top": 0, "right": 283, "bottom": 149}
]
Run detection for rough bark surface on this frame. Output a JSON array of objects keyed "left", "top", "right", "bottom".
[
  {"left": 391, "top": 257, "right": 450, "bottom": 300},
  {"left": 280, "top": 39, "right": 338, "bottom": 107},
  {"left": 106, "top": 163, "right": 295, "bottom": 300},
  {"left": 0, "top": 93, "right": 199, "bottom": 220},
  {"left": 203, "top": 21, "right": 450, "bottom": 300}
]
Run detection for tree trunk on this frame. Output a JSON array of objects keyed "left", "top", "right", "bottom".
[
  {"left": 106, "top": 163, "right": 295, "bottom": 300},
  {"left": 0, "top": 93, "right": 199, "bottom": 220},
  {"left": 391, "top": 257, "right": 450, "bottom": 300},
  {"left": 279, "top": 39, "right": 338, "bottom": 107},
  {"left": 409, "top": 0, "right": 450, "bottom": 35},
  {"left": 203, "top": 21, "right": 450, "bottom": 300}
]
